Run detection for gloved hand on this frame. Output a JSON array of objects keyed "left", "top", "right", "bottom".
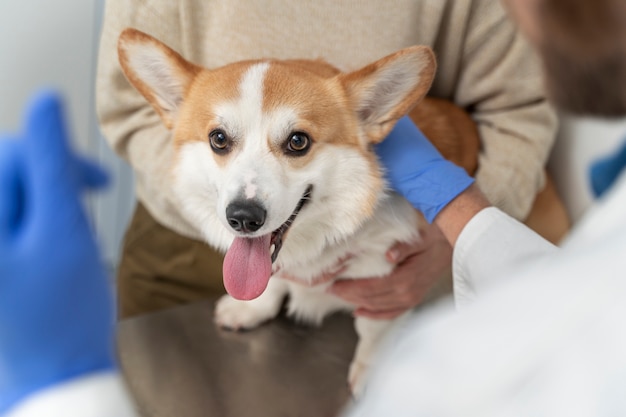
[
  {"left": 375, "top": 115, "right": 475, "bottom": 222},
  {"left": 0, "top": 91, "right": 114, "bottom": 414}
]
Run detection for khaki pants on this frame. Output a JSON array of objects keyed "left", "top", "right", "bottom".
[{"left": 117, "top": 203, "right": 226, "bottom": 319}]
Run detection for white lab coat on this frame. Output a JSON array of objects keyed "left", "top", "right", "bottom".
[
  {"left": 9, "top": 173, "right": 626, "bottom": 417},
  {"left": 5, "top": 372, "right": 137, "bottom": 417},
  {"left": 345, "top": 171, "right": 626, "bottom": 416}
]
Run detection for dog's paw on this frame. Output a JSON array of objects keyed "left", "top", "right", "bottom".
[
  {"left": 348, "top": 360, "right": 370, "bottom": 397},
  {"left": 214, "top": 294, "right": 274, "bottom": 331}
]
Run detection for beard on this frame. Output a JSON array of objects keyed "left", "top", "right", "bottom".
[{"left": 540, "top": 41, "right": 626, "bottom": 118}]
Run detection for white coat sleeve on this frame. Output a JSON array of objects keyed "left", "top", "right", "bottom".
[
  {"left": 452, "top": 207, "right": 559, "bottom": 309},
  {"left": 5, "top": 372, "right": 138, "bottom": 417}
]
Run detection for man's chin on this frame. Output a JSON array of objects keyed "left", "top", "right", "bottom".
[
  {"left": 541, "top": 46, "right": 626, "bottom": 118},
  {"left": 547, "top": 81, "right": 626, "bottom": 118}
]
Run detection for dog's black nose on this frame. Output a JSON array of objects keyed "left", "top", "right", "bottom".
[{"left": 226, "top": 200, "right": 267, "bottom": 233}]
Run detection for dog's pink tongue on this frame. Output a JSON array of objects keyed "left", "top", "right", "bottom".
[{"left": 223, "top": 235, "right": 272, "bottom": 300}]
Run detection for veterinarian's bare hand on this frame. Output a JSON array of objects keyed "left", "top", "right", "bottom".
[{"left": 327, "top": 223, "right": 452, "bottom": 320}]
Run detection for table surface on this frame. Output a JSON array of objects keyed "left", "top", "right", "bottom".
[{"left": 117, "top": 299, "right": 358, "bottom": 417}]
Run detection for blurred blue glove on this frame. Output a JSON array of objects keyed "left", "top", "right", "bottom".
[
  {"left": 0, "top": 91, "right": 114, "bottom": 414},
  {"left": 376, "top": 116, "right": 475, "bottom": 223},
  {"left": 589, "top": 140, "right": 626, "bottom": 198}
]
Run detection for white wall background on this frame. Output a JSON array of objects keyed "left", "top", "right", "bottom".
[
  {"left": 1, "top": 0, "right": 625, "bottom": 269},
  {"left": 0, "top": 0, "right": 135, "bottom": 271}
]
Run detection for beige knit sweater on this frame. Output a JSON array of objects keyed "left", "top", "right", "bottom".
[{"left": 96, "top": 0, "right": 557, "bottom": 241}]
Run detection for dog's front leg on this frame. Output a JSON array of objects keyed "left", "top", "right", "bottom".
[
  {"left": 348, "top": 314, "right": 408, "bottom": 396},
  {"left": 214, "top": 278, "right": 288, "bottom": 331}
]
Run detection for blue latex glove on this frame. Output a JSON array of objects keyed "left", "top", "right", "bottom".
[
  {"left": 0, "top": 91, "right": 114, "bottom": 413},
  {"left": 375, "top": 116, "right": 475, "bottom": 222},
  {"left": 589, "top": 140, "right": 626, "bottom": 198}
]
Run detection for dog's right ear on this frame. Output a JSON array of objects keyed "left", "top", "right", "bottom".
[{"left": 117, "top": 28, "right": 199, "bottom": 129}]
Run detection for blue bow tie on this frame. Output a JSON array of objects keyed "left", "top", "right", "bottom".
[{"left": 589, "top": 140, "right": 626, "bottom": 198}]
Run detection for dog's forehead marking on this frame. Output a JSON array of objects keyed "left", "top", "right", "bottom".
[
  {"left": 232, "top": 64, "right": 272, "bottom": 201},
  {"left": 233, "top": 62, "right": 305, "bottom": 158},
  {"left": 238, "top": 62, "right": 270, "bottom": 131}
]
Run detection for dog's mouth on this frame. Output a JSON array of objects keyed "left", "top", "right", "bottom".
[
  {"left": 270, "top": 184, "right": 312, "bottom": 263},
  {"left": 222, "top": 185, "right": 313, "bottom": 301}
]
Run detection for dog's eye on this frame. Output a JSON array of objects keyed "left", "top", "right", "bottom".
[
  {"left": 209, "top": 129, "right": 230, "bottom": 153},
  {"left": 286, "top": 132, "right": 311, "bottom": 154}
]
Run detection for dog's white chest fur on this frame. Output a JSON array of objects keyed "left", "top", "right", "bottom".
[{"left": 277, "top": 193, "right": 421, "bottom": 323}]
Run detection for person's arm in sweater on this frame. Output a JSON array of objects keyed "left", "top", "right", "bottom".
[
  {"left": 450, "top": 0, "right": 558, "bottom": 221},
  {"left": 96, "top": 0, "right": 191, "bottom": 233}
]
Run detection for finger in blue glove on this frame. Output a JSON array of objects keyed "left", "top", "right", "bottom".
[{"left": 0, "top": 138, "right": 25, "bottom": 239}]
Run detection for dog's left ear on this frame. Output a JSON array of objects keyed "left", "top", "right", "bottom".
[
  {"left": 339, "top": 46, "right": 436, "bottom": 143},
  {"left": 117, "top": 28, "right": 200, "bottom": 130}
]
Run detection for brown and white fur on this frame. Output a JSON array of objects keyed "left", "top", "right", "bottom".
[{"left": 117, "top": 28, "right": 502, "bottom": 394}]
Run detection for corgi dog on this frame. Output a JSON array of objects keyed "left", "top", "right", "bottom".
[{"left": 117, "top": 28, "right": 479, "bottom": 394}]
